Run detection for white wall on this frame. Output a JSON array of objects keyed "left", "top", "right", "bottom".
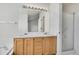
[
  {"left": 0, "top": 3, "right": 20, "bottom": 49},
  {"left": 0, "top": 3, "right": 20, "bottom": 21},
  {"left": 49, "top": 3, "right": 60, "bottom": 36}
]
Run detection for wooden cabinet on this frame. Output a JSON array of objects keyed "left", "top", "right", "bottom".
[{"left": 14, "top": 36, "right": 57, "bottom": 55}]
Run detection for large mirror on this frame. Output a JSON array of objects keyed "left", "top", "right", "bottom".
[
  {"left": 28, "top": 10, "right": 44, "bottom": 32},
  {"left": 27, "top": 9, "right": 46, "bottom": 32},
  {"left": 18, "top": 6, "right": 49, "bottom": 34}
]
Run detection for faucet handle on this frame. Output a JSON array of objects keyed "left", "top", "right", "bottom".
[
  {"left": 44, "top": 32, "right": 47, "bottom": 35},
  {"left": 24, "top": 33, "right": 27, "bottom": 35}
]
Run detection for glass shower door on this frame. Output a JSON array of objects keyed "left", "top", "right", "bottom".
[{"left": 62, "top": 13, "right": 74, "bottom": 52}]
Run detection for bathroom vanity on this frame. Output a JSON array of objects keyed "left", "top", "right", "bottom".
[
  {"left": 13, "top": 5, "right": 57, "bottom": 55},
  {"left": 13, "top": 35, "right": 57, "bottom": 55}
]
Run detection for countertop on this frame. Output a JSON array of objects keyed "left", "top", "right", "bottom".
[
  {"left": 13, "top": 32, "right": 57, "bottom": 38},
  {"left": 14, "top": 34, "right": 56, "bottom": 38}
]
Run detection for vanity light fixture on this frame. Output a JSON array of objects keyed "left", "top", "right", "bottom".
[{"left": 22, "top": 5, "right": 48, "bottom": 12}]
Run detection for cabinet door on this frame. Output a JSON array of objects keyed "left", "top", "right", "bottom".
[
  {"left": 34, "top": 37, "right": 43, "bottom": 55},
  {"left": 43, "top": 36, "right": 57, "bottom": 55},
  {"left": 14, "top": 38, "right": 24, "bottom": 55},
  {"left": 49, "top": 37, "right": 57, "bottom": 55},
  {"left": 43, "top": 37, "right": 50, "bottom": 55},
  {"left": 24, "top": 38, "right": 33, "bottom": 55}
]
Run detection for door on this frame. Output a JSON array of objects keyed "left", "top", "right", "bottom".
[
  {"left": 43, "top": 37, "right": 50, "bottom": 55},
  {"left": 24, "top": 38, "right": 33, "bottom": 55},
  {"left": 62, "top": 13, "right": 74, "bottom": 52},
  {"left": 48, "top": 37, "right": 57, "bottom": 54},
  {"left": 15, "top": 39, "right": 24, "bottom": 55},
  {"left": 43, "top": 37, "right": 57, "bottom": 55},
  {"left": 34, "top": 37, "right": 43, "bottom": 55}
]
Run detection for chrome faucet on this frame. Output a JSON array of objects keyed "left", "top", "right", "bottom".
[{"left": 24, "top": 33, "right": 27, "bottom": 35}]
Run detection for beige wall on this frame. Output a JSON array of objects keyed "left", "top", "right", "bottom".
[{"left": 63, "top": 3, "right": 79, "bottom": 13}]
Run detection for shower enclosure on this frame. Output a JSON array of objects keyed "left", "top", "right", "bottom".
[
  {"left": 61, "top": 12, "right": 75, "bottom": 54},
  {"left": 61, "top": 12, "right": 79, "bottom": 54}
]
